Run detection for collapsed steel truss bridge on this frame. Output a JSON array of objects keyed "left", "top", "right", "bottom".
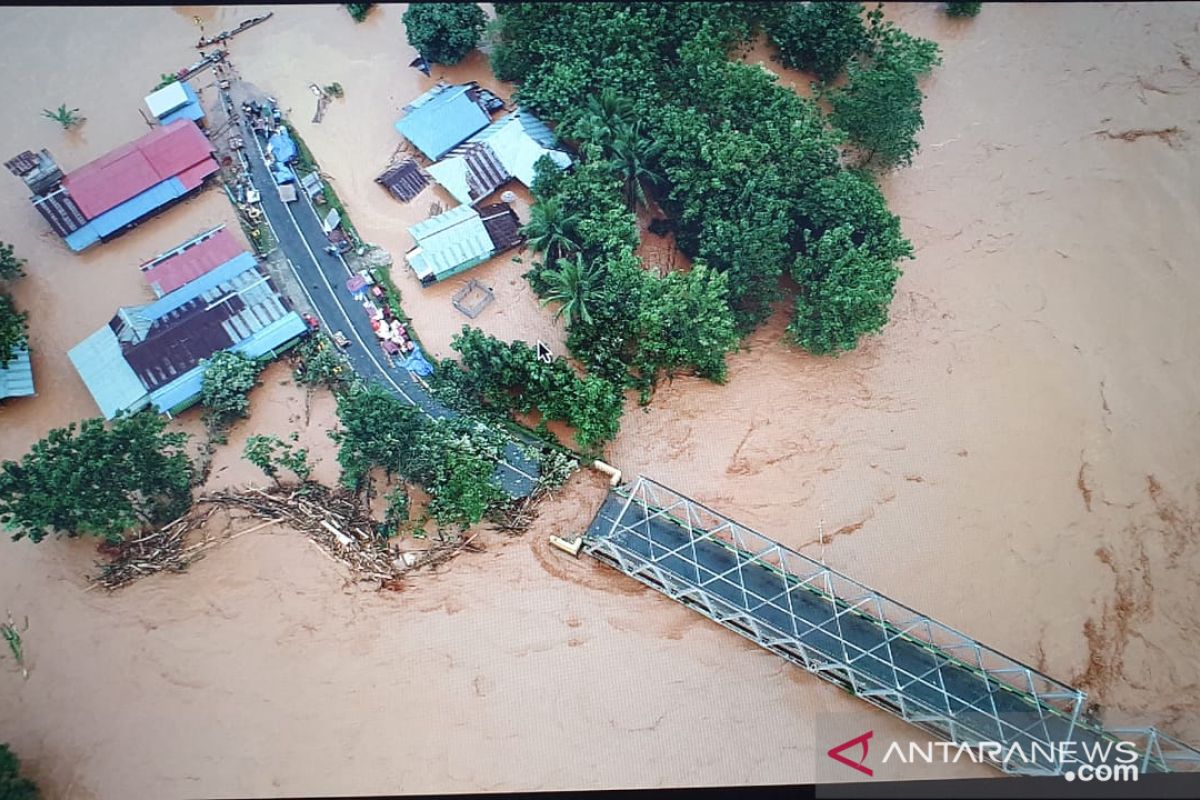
[{"left": 581, "top": 475, "right": 1200, "bottom": 777}]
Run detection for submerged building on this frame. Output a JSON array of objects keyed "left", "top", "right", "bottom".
[
  {"left": 0, "top": 347, "right": 35, "bottom": 401},
  {"left": 394, "top": 81, "right": 504, "bottom": 161},
  {"left": 144, "top": 80, "right": 206, "bottom": 127},
  {"left": 405, "top": 203, "right": 524, "bottom": 285},
  {"left": 427, "top": 110, "right": 571, "bottom": 207},
  {"left": 5, "top": 119, "right": 219, "bottom": 252},
  {"left": 69, "top": 232, "right": 307, "bottom": 419}
]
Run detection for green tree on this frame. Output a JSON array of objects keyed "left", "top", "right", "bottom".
[
  {"left": 0, "top": 414, "right": 193, "bottom": 544},
  {"left": 829, "top": 59, "right": 925, "bottom": 169},
  {"left": 945, "top": 2, "right": 982, "bottom": 18},
  {"left": 788, "top": 225, "right": 902, "bottom": 355},
  {"left": 403, "top": 3, "right": 487, "bottom": 65},
  {"left": 383, "top": 485, "right": 409, "bottom": 535},
  {"left": 243, "top": 434, "right": 311, "bottom": 485},
  {"left": 607, "top": 122, "right": 663, "bottom": 211},
  {"left": 344, "top": 3, "right": 374, "bottom": 23},
  {"left": 0, "top": 294, "right": 27, "bottom": 370},
  {"left": 329, "top": 383, "right": 421, "bottom": 490},
  {"left": 638, "top": 262, "right": 739, "bottom": 383},
  {"left": 293, "top": 334, "right": 351, "bottom": 392},
  {"left": 0, "top": 744, "right": 40, "bottom": 800},
  {"left": 200, "top": 351, "right": 263, "bottom": 438},
  {"left": 522, "top": 197, "right": 581, "bottom": 264},
  {"left": 0, "top": 243, "right": 24, "bottom": 281},
  {"left": 767, "top": 2, "right": 869, "bottom": 81},
  {"left": 42, "top": 104, "right": 82, "bottom": 130},
  {"left": 539, "top": 252, "right": 603, "bottom": 325}
]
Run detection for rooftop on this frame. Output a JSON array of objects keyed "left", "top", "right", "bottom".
[
  {"left": 406, "top": 204, "right": 495, "bottom": 283},
  {"left": 0, "top": 347, "right": 35, "bottom": 400},
  {"left": 395, "top": 83, "right": 492, "bottom": 161}
]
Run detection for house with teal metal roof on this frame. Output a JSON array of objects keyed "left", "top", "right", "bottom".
[
  {"left": 427, "top": 109, "right": 572, "bottom": 206},
  {"left": 405, "top": 204, "right": 497, "bottom": 285},
  {"left": 395, "top": 83, "right": 493, "bottom": 161},
  {"left": 0, "top": 347, "right": 35, "bottom": 400},
  {"left": 68, "top": 241, "right": 307, "bottom": 419}
]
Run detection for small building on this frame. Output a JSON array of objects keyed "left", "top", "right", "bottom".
[
  {"left": 394, "top": 82, "right": 494, "bottom": 161},
  {"left": 375, "top": 159, "right": 429, "bottom": 203},
  {"left": 0, "top": 347, "right": 35, "bottom": 401},
  {"left": 427, "top": 110, "right": 571, "bottom": 207},
  {"left": 144, "top": 80, "right": 205, "bottom": 126},
  {"left": 406, "top": 203, "right": 523, "bottom": 285},
  {"left": 7, "top": 119, "right": 219, "bottom": 253},
  {"left": 69, "top": 241, "right": 307, "bottom": 419}
]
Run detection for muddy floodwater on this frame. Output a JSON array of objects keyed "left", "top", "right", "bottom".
[{"left": 1, "top": 3, "right": 1198, "bottom": 797}]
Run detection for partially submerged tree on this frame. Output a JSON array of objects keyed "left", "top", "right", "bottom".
[
  {"left": 0, "top": 743, "right": 40, "bottom": 800},
  {"left": 522, "top": 196, "right": 581, "bottom": 263},
  {"left": 243, "top": 433, "right": 312, "bottom": 486},
  {"left": 402, "top": 3, "right": 487, "bottom": 66},
  {"left": 42, "top": 104, "right": 82, "bottom": 130},
  {"left": 0, "top": 414, "right": 193, "bottom": 544},
  {"left": 788, "top": 225, "right": 902, "bottom": 355},
  {"left": 200, "top": 351, "right": 263, "bottom": 439},
  {"left": 343, "top": 3, "right": 375, "bottom": 23},
  {"left": 0, "top": 243, "right": 24, "bottom": 282},
  {"left": 767, "top": 1, "right": 869, "bottom": 82},
  {"left": 945, "top": 2, "right": 982, "bottom": 17}
]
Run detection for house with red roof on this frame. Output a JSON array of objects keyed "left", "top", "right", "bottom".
[{"left": 5, "top": 119, "right": 219, "bottom": 253}]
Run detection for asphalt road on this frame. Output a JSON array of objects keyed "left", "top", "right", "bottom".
[{"left": 232, "top": 94, "right": 539, "bottom": 497}]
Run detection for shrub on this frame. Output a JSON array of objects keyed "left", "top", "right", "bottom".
[
  {"left": 945, "top": 2, "right": 982, "bottom": 17},
  {"left": 200, "top": 351, "right": 263, "bottom": 439},
  {"left": 0, "top": 744, "right": 40, "bottom": 800},
  {"left": 344, "top": 4, "right": 374, "bottom": 23},
  {"left": 767, "top": 2, "right": 869, "bottom": 82}
]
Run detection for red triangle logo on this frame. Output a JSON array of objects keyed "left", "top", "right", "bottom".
[{"left": 827, "top": 730, "right": 874, "bottom": 777}]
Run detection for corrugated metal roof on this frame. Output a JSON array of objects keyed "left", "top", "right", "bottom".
[
  {"left": 431, "top": 109, "right": 570, "bottom": 202},
  {"left": 85, "top": 178, "right": 187, "bottom": 240},
  {"left": 395, "top": 84, "right": 491, "bottom": 161},
  {"left": 479, "top": 203, "right": 524, "bottom": 252},
  {"left": 145, "top": 82, "right": 190, "bottom": 118},
  {"left": 376, "top": 160, "right": 429, "bottom": 202},
  {"left": 427, "top": 142, "right": 510, "bottom": 206},
  {"left": 70, "top": 249, "right": 298, "bottom": 419},
  {"left": 0, "top": 347, "right": 35, "bottom": 400},
  {"left": 142, "top": 227, "right": 243, "bottom": 298},
  {"left": 68, "top": 325, "right": 151, "bottom": 419},
  {"left": 32, "top": 187, "right": 88, "bottom": 236},
  {"left": 406, "top": 205, "right": 495, "bottom": 282},
  {"left": 62, "top": 119, "right": 215, "bottom": 219}
]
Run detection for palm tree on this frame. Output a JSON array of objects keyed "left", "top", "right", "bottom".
[
  {"left": 42, "top": 104, "right": 83, "bottom": 130},
  {"left": 522, "top": 197, "right": 581, "bottom": 262},
  {"left": 608, "top": 122, "right": 663, "bottom": 212},
  {"left": 539, "top": 252, "right": 603, "bottom": 325},
  {"left": 585, "top": 87, "right": 635, "bottom": 149}
]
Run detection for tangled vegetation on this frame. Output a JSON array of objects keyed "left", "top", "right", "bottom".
[
  {"left": 343, "top": 3, "right": 374, "bottom": 23},
  {"left": 243, "top": 433, "right": 312, "bottom": 486},
  {"left": 0, "top": 243, "right": 26, "bottom": 369},
  {"left": 946, "top": 2, "right": 982, "bottom": 17},
  {"left": 402, "top": 2, "right": 486, "bottom": 65},
  {"left": 0, "top": 414, "right": 193, "bottom": 544},
  {"left": 292, "top": 333, "right": 353, "bottom": 393},
  {"left": 492, "top": 1, "right": 933, "bottom": 360}
]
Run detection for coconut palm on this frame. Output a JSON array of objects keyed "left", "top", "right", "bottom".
[
  {"left": 42, "top": 104, "right": 83, "bottom": 130},
  {"left": 608, "top": 122, "right": 664, "bottom": 212},
  {"left": 522, "top": 197, "right": 581, "bottom": 262},
  {"left": 539, "top": 252, "right": 603, "bottom": 325},
  {"left": 584, "top": 87, "right": 635, "bottom": 149}
]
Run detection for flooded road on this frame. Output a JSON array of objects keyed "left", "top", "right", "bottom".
[{"left": 0, "top": 3, "right": 1198, "bottom": 796}]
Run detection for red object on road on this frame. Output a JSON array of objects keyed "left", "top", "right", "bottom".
[{"left": 302, "top": 313, "right": 320, "bottom": 330}]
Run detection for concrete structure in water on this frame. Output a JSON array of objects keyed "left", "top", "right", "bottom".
[{"left": 69, "top": 231, "right": 307, "bottom": 419}]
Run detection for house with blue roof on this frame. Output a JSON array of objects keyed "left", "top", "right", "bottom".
[
  {"left": 427, "top": 109, "right": 572, "bottom": 206},
  {"left": 395, "top": 82, "right": 494, "bottom": 161},
  {"left": 0, "top": 347, "right": 35, "bottom": 400},
  {"left": 68, "top": 243, "right": 307, "bottom": 419}
]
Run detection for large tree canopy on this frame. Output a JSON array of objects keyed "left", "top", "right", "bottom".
[
  {"left": 0, "top": 414, "right": 193, "bottom": 543},
  {"left": 402, "top": 2, "right": 487, "bottom": 65}
]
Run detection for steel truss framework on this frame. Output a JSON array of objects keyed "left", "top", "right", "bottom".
[{"left": 581, "top": 475, "right": 1200, "bottom": 777}]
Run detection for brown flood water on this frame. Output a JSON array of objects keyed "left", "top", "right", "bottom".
[{"left": 1, "top": 3, "right": 1199, "bottom": 796}]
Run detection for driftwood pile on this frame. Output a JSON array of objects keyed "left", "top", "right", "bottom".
[{"left": 94, "top": 483, "right": 486, "bottom": 592}]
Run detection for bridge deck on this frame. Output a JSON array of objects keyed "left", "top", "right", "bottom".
[{"left": 582, "top": 477, "right": 1200, "bottom": 776}]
